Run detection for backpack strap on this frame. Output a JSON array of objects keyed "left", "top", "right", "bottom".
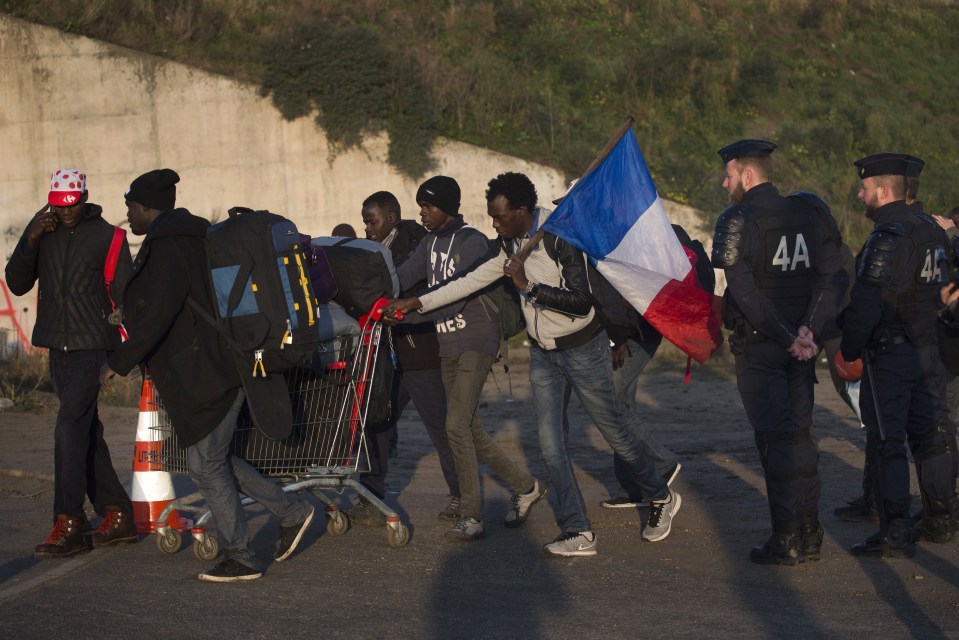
[
  {"left": 104, "top": 227, "right": 128, "bottom": 340},
  {"left": 104, "top": 227, "right": 125, "bottom": 287}
]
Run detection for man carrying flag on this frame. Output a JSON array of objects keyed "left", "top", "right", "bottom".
[
  {"left": 711, "top": 139, "right": 847, "bottom": 565},
  {"left": 385, "top": 171, "right": 680, "bottom": 556}
]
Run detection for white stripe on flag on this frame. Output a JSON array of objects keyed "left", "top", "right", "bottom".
[{"left": 604, "top": 196, "right": 690, "bottom": 282}]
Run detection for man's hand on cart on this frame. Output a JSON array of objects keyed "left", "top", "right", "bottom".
[{"left": 382, "top": 297, "right": 422, "bottom": 325}]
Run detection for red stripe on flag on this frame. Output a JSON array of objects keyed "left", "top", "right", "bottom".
[{"left": 643, "top": 273, "right": 724, "bottom": 364}]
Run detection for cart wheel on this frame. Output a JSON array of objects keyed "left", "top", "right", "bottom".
[
  {"left": 155, "top": 528, "right": 182, "bottom": 554},
  {"left": 326, "top": 511, "right": 349, "bottom": 536},
  {"left": 193, "top": 534, "right": 219, "bottom": 561},
  {"left": 387, "top": 523, "right": 410, "bottom": 548}
]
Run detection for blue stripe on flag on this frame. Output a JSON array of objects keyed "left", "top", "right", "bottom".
[{"left": 542, "top": 129, "right": 658, "bottom": 258}]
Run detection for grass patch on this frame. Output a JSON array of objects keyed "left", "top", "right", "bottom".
[
  {"left": 0, "top": 350, "right": 142, "bottom": 410},
  {"left": 6, "top": 1, "right": 959, "bottom": 245}
]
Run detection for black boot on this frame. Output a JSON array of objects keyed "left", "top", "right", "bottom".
[
  {"left": 750, "top": 523, "right": 805, "bottom": 566},
  {"left": 913, "top": 496, "right": 958, "bottom": 544},
  {"left": 850, "top": 519, "right": 916, "bottom": 558},
  {"left": 801, "top": 518, "right": 824, "bottom": 561},
  {"left": 833, "top": 495, "right": 878, "bottom": 523}
]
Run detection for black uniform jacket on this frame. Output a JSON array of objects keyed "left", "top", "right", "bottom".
[
  {"left": 721, "top": 183, "right": 846, "bottom": 349},
  {"left": 107, "top": 209, "right": 242, "bottom": 448},
  {"left": 5, "top": 203, "right": 132, "bottom": 352},
  {"left": 840, "top": 200, "right": 945, "bottom": 361}
]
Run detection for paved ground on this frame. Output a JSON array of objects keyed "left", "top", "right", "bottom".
[{"left": 0, "top": 353, "right": 957, "bottom": 639}]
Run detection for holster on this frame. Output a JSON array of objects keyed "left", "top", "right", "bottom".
[
  {"left": 729, "top": 322, "right": 764, "bottom": 356},
  {"left": 867, "top": 329, "right": 906, "bottom": 355}
]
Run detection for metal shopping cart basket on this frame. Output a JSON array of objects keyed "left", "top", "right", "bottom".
[{"left": 146, "top": 300, "right": 410, "bottom": 560}]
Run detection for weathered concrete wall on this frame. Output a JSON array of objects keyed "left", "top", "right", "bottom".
[{"left": 0, "top": 14, "right": 714, "bottom": 346}]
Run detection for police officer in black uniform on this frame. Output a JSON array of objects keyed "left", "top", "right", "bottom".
[
  {"left": 840, "top": 153, "right": 958, "bottom": 557},
  {"left": 711, "top": 139, "right": 848, "bottom": 565},
  {"left": 834, "top": 153, "right": 927, "bottom": 524}
]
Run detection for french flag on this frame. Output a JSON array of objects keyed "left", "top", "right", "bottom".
[{"left": 542, "top": 129, "right": 723, "bottom": 364}]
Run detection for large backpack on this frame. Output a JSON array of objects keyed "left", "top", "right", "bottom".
[
  {"left": 197, "top": 207, "right": 321, "bottom": 376},
  {"left": 311, "top": 237, "right": 400, "bottom": 319}
]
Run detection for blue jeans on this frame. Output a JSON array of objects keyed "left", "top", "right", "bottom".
[
  {"left": 611, "top": 339, "right": 678, "bottom": 494},
  {"left": 186, "top": 389, "right": 310, "bottom": 570},
  {"left": 530, "top": 331, "right": 667, "bottom": 533}
]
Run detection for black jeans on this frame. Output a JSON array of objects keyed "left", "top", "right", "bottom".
[{"left": 49, "top": 350, "right": 132, "bottom": 519}]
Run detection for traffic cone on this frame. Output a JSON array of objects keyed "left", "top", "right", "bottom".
[{"left": 129, "top": 376, "right": 186, "bottom": 534}]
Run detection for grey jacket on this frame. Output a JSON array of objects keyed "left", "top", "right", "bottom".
[{"left": 396, "top": 217, "right": 500, "bottom": 358}]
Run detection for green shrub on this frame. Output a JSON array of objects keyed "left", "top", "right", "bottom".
[
  {"left": 6, "top": 0, "right": 959, "bottom": 219},
  {"left": 259, "top": 17, "right": 437, "bottom": 178}
]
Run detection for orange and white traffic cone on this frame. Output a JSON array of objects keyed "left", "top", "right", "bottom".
[{"left": 129, "top": 376, "right": 186, "bottom": 534}]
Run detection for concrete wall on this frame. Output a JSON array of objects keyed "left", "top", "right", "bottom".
[{"left": 0, "top": 14, "right": 715, "bottom": 346}]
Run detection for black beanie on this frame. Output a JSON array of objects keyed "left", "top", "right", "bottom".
[
  {"left": 415, "top": 176, "right": 461, "bottom": 217},
  {"left": 126, "top": 169, "right": 180, "bottom": 211}
]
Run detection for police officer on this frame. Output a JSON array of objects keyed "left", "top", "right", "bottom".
[
  {"left": 840, "top": 153, "right": 958, "bottom": 557},
  {"left": 711, "top": 139, "right": 848, "bottom": 565}
]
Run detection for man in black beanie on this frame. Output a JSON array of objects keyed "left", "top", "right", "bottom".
[
  {"left": 390, "top": 175, "right": 545, "bottom": 543},
  {"left": 124, "top": 168, "right": 179, "bottom": 213},
  {"left": 101, "top": 169, "right": 314, "bottom": 582}
]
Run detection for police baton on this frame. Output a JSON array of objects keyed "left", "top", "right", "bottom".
[
  {"left": 861, "top": 348, "right": 888, "bottom": 532},
  {"left": 861, "top": 349, "right": 885, "bottom": 443}
]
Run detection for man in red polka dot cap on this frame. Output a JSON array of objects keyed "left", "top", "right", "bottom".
[{"left": 4, "top": 168, "right": 136, "bottom": 558}]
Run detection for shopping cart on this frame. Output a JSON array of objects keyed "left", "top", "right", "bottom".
[{"left": 147, "top": 298, "right": 410, "bottom": 560}]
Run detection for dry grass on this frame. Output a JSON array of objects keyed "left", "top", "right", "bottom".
[
  {"left": 0, "top": 350, "right": 51, "bottom": 410},
  {"left": 0, "top": 350, "right": 142, "bottom": 410}
]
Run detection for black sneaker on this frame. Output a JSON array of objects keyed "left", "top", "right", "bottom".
[
  {"left": 600, "top": 463, "right": 682, "bottom": 509},
  {"left": 349, "top": 498, "right": 386, "bottom": 528},
  {"left": 198, "top": 558, "right": 263, "bottom": 583},
  {"left": 275, "top": 504, "right": 315, "bottom": 561},
  {"left": 437, "top": 495, "right": 462, "bottom": 521}
]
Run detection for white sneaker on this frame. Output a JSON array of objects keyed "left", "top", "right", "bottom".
[
  {"left": 445, "top": 516, "right": 485, "bottom": 542},
  {"left": 505, "top": 479, "right": 547, "bottom": 528},
  {"left": 544, "top": 531, "right": 597, "bottom": 557},
  {"left": 642, "top": 490, "right": 682, "bottom": 542}
]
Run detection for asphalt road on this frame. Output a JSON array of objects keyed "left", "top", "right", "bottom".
[{"left": 1, "top": 358, "right": 957, "bottom": 639}]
